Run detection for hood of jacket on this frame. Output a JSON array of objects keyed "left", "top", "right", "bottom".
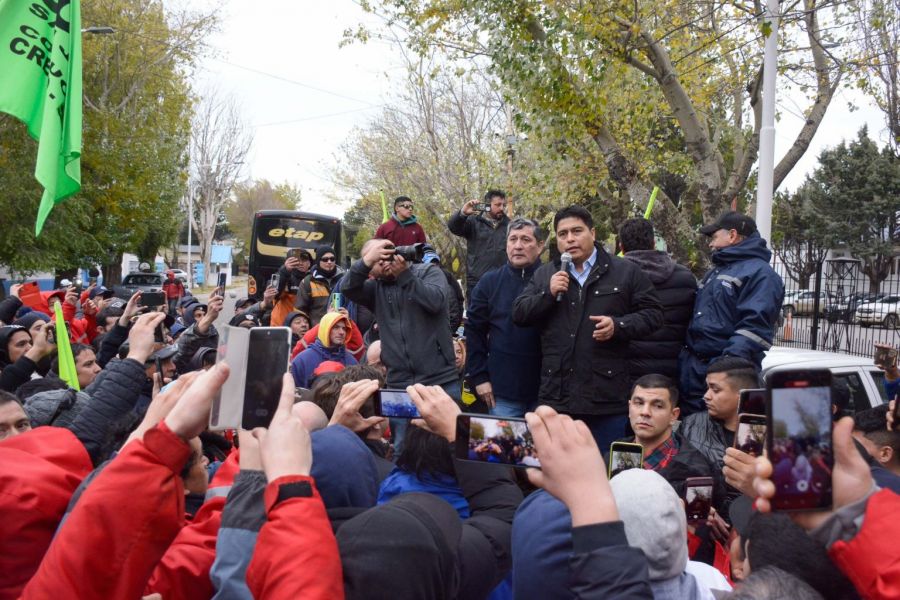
[
  {"left": 610, "top": 469, "right": 688, "bottom": 581},
  {"left": 511, "top": 489, "right": 574, "bottom": 600},
  {"left": 377, "top": 467, "right": 470, "bottom": 518},
  {"left": 623, "top": 249, "right": 677, "bottom": 284},
  {"left": 181, "top": 301, "right": 205, "bottom": 327},
  {"left": 711, "top": 232, "right": 772, "bottom": 266},
  {"left": 23, "top": 388, "right": 89, "bottom": 429},
  {"left": 337, "top": 492, "right": 462, "bottom": 599},
  {"left": 0, "top": 325, "right": 29, "bottom": 367},
  {"left": 310, "top": 424, "right": 378, "bottom": 509},
  {"left": 317, "top": 312, "right": 350, "bottom": 348},
  {"left": 392, "top": 213, "right": 418, "bottom": 226}
]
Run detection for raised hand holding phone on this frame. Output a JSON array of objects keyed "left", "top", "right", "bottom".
[
  {"left": 253, "top": 373, "right": 313, "bottom": 481},
  {"left": 407, "top": 383, "right": 460, "bottom": 442},
  {"left": 525, "top": 406, "right": 617, "bottom": 526},
  {"left": 329, "top": 379, "right": 384, "bottom": 433}
]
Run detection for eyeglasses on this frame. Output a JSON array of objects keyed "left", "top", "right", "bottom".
[
  {"left": 320, "top": 256, "right": 336, "bottom": 263},
  {"left": 397, "top": 204, "right": 413, "bottom": 210}
]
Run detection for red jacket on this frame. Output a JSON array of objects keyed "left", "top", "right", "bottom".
[
  {"left": 246, "top": 475, "right": 344, "bottom": 599},
  {"left": 21, "top": 422, "right": 191, "bottom": 599},
  {"left": 60, "top": 298, "right": 98, "bottom": 344},
  {"left": 829, "top": 489, "right": 900, "bottom": 599},
  {"left": 0, "top": 427, "right": 92, "bottom": 600},
  {"left": 143, "top": 451, "right": 241, "bottom": 599},
  {"left": 374, "top": 217, "right": 427, "bottom": 246}
]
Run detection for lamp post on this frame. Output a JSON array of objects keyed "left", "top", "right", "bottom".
[{"left": 505, "top": 133, "right": 517, "bottom": 217}]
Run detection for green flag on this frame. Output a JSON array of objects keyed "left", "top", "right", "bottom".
[
  {"left": 379, "top": 189, "right": 389, "bottom": 223},
  {"left": 0, "top": 0, "right": 82, "bottom": 235},
  {"left": 52, "top": 302, "right": 80, "bottom": 391}
]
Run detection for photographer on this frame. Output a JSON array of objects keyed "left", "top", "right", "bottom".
[{"left": 447, "top": 190, "right": 511, "bottom": 303}]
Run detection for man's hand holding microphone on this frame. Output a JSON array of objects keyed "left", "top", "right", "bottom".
[{"left": 550, "top": 252, "right": 572, "bottom": 302}]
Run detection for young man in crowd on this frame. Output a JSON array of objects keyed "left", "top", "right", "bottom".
[
  {"left": 618, "top": 217, "right": 697, "bottom": 384},
  {"left": 622, "top": 374, "right": 714, "bottom": 496},
  {"left": 513, "top": 205, "right": 663, "bottom": 450},
  {"left": 295, "top": 245, "right": 343, "bottom": 326},
  {"left": 680, "top": 211, "right": 784, "bottom": 414},
  {"left": 852, "top": 404, "right": 900, "bottom": 492},
  {"left": 465, "top": 216, "right": 544, "bottom": 416},
  {"left": 374, "top": 196, "right": 428, "bottom": 246},
  {"left": 290, "top": 312, "right": 358, "bottom": 389},
  {"left": 0, "top": 391, "right": 31, "bottom": 441},
  {"left": 447, "top": 190, "right": 511, "bottom": 303},
  {"left": 269, "top": 249, "right": 312, "bottom": 327}
]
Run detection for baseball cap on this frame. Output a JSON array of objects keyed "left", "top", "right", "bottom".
[
  {"left": 149, "top": 344, "right": 179, "bottom": 362},
  {"left": 234, "top": 297, "right": 257, "bottom": 310},
  {"left": 89, "top": 286, "right": 114, "bottom": 300},
  {"left": 699, "top": 211, "right": 758, "bottom": 236}
]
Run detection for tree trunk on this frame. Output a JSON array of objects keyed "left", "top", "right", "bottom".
[{"left": 104, "top": 251, "right": 124, "bottom": 286}]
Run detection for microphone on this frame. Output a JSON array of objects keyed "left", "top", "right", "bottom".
[{"left": 556, "top": 252, "right": 572, "bottom": 302}]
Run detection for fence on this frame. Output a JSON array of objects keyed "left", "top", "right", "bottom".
[{"left": 771, "top": 257, "right": 900, "bottom": 357}]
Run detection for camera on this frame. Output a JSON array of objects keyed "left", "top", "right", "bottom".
[
  {"left": 474, "top": 202, "right": 489, "bottom": 212},
  {"left": 392, "top": 243, "right": 425, "bottom": 263}
]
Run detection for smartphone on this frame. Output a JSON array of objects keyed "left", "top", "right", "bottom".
[
  {"left": 684, "top": 476, "right": 714, "bottom": 521},
  {"left": 608, "top": 441, "right": 643, "bottom": 478},
  {"left": 155, "top": 356, "right": 165, "bottom": 384},
  {"left": 474, "top": 202, "right": 489, "bottom": 212},
  {"left": 289, "top": 248, "right": 307, "bottom": 260},
  {"left": 19, "top": 281, "right": 42, "bottom": 309},
  {"left": 738, "top": 388, "right": 766, "bottom": 416},
  {"left": 154, "top": 321, "right": 166, "bottom": 344},
  {"left": 454, "top": 414, "right": 540, "bottom": 469},
  {"left": 46, "top": 325, "right": 56, "bottom": 346},
  {"left": 331, "top": 292, "right": 342, "bottom": 311},
  {"left": 269, "top": 273, "right": 280, "bottom": 291},
  {"left": 875, "top": 346, "right": 898, "bottom": 369},
  {"left": 139, "top": 292, "right": 166, "bottom": 308},
  {"left": 73, "top": 278, "right": 83, "bottom": 294},
  {"left": 767, "top": 369, "right": 834, "bottom": 511},
  {"left": 217, "top": 272, "right": 227, "bottom": 291},
  {"left": 373, "top": 389, "right": 420, "bottom": 419},
  {"left": 734, "top": 414, "right": 767, "bottom": 457},
  {"left": 241, "top": 327, "right": 291, "bottom": 429}
]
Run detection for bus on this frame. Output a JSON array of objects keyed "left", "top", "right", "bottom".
[{"left": 248, "top": 210, "right": 343, "bottom": 300}]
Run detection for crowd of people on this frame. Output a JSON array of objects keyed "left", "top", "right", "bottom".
[{"left": 0, "top": 192, "right": 898, "bottom": 599}]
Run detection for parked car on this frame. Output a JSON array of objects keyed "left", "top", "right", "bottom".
[
  {"left": 168, "top": 269, "right": 188, "bottom": 284},
  {"left": 762, "top": 346, "right": 889, "bottom": 412},
  {"left": 826, "top": 292, "right": 885, "bottom": 322},
  {"left": 856, "top": 295, "right": 900, "bottom": 329},
  {"left": 782, "top": 290, "right": 834, "bottom": 316},
  {"left": 113, "top": 272, "right": 166, "bottom": 299}
]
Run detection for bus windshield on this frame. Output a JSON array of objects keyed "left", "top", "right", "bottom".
[{"left": 254, "top": 215, "right": 341, "bottom": 257}]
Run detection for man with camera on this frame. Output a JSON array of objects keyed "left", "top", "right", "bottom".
[
  {"left": 447, "top": 190, "right": 511, "bottom": 304},
  {"left": 512, "top": 205, "right": 663, "bottom": 451}
]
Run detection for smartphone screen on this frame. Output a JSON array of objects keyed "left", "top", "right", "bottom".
[
  {"left": 875, "top": 346, "right": 898, "bottom": 369},
  {"left": 139, "top": 292, "right": 166, "bottom": 308},
  {"left": 217, "top": 272, "right": 227, "bottom": 290},
  {"left": 269, "top": 273, "right": 280, "bottom": 291},
  {"left": 154, "top": 322, "right": 166, "bottom": 344},
  {"left": 455, "top": 414, "right": 540, "bottom": 468},
  {"left": 375, "top": 389, "right": 420, "bottom": 418},
  {"left": 734, "top": 414, "right": 767, "bottom": 457},
  {"left": 241, "top": 327, "right": 290, "bottom": 429},
  {"left": 608, "top": 442, "right": 643, "bottom": 478},
  {"left": 767, "top": 369, "right": 834, "bottom": 511},
  {"left": 684, "top": 477, "right": 714, "bottom": 521},
  {"left": 738, "top": 388, "right": 766, "bottom": 416}
]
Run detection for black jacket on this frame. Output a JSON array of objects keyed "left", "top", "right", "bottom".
[
  {"left": 512, "top": 244, "right": 663, "bottom": 416},
  {"left": 439, "top": 266, "right": 464, "bottom": 332},
  {"left": 295, "top": 267, "right": 343, "bottom": 326},
  {"left": 0, "top": 296, "right": 23, "bottom": 324},
  {"left": 447, "top": 210, "right": 510, "bottom": 298},
  {"left": 678, "top": 412, "right": 741, "bottom": 512},
  {"left": 96, "top": 322, "right": 129, "bottom": 369},
  {"left": 622, "top": 250, "right": 697, "bottom": 382},
  {"left": 173, "top": 322, "right": 218, "bottom": 374},
  {"left": 342, "top": 260, "right": 458, "bottom": 388}
]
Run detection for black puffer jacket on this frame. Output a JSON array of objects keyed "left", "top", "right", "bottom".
[
  {"left": 622, "top": 250, "right": 697, "bottom": 382},
  {"left": 173, "top": 322, "right": 218, "bottom": 374},
  {"left": 512, "top": 243, "right": 663, "bottom": 416},
  {"left": 447, "top": 210, "right": 510, "bottom": 299},
  {"left": 678, "top": 411, "right": 741, "bottom": 512}
]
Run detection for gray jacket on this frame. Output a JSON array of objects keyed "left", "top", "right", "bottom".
[
  {"left": 174, "top": 322, "right": 219, "bottom": 374},
  {"left": 342, "top": 260, "right": 458, "bottom": 388}
]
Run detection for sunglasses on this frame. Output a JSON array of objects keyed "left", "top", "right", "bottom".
[
  {"left": 320, "top": 256, "right": 336, "bottom": 263},
  {"left": 397, "top": 204, "right": 414, "bottom": 210}
]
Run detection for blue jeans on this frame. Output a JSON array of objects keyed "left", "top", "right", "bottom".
[
  {"left": 392, "top": 379, "right": 462, "bottom": 454},
  {"left": 578, "top": 414, "right": 630, "bottom": 456},
  {"left": 489, "top": 396, "right": 526, "bottom": 418}
]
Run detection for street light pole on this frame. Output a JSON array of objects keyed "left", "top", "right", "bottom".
[
  {"left": 755, "top": 0, "right": 779, "bottom": 244},
  {"left": 186, "top": 184, "right": 194, "bottom": 289}
]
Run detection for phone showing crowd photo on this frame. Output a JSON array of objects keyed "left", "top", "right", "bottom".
[
  {"left": 738, "top": 388, "right": 766, "bottom": 416},
  {"left": 874, "top": 345, "right": 898, "bottom": 369},
  {"left": 241, "top": 327, "right": 291, "bottom": 430},
  {"left": 454, "top": 414, "right": 540, "bottom": 469},
  {"left": 373, "top": 389, "right": 420, "bottom": 419},
  {"left": 766, "top": 369, "right": 834, "bottom": 512},
  {"left": 684, "top": 476, "right": 714, "bottom": 521},
  {"left": 734, "top": 414, "right": 767, "bottom": 457},
  {"left": 607, "top": 441, "right": 643, "bottom": 478}
]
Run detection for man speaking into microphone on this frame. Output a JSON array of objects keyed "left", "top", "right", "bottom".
[{"left": 513, "top": 205, "right": 663, "bottom": 450}]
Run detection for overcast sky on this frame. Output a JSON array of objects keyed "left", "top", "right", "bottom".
[{"left": 190, "top": 1, "right": 889, "bottom": 218}]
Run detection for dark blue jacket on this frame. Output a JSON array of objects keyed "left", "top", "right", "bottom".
[
  {"left": 686, "top": 233, "right": 784, "bottom": 364},
  {"left": 289, "top": 339, "right": 357, "bottom": 388},
  {"left": 465, "top": 261, "right": 542, "bottom": 407}
]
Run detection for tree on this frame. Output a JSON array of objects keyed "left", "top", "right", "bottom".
[
  {"left": 852, "top": 0, "right": 900, "bottom": 155},
  {"left": 225, "top": 179, "right": 301, "bottom": 262},
  {"left": 0, "top": 0, "right": 214, "bottom": 281},
  {"left": 804, "top": 128, "right": 900, "bottom": 293},
  {"left": 187, "top": 92, "right": 253, "bottom": 284},
  {"left": 772, "top": 188, "right": 832, "bottom": 289},
  {"left": 352, "top": 0, "right": 855, "bottom": 264}
]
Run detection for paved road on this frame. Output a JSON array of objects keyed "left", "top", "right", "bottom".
[{"left": 193, "top": 287, "right": 243, "bottom": 329}]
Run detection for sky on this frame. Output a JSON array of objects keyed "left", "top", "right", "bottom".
[{"left": 188, "top": 1, "right": 890, "bottom": 219}]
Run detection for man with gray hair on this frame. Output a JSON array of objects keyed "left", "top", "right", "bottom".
[{"left": 464, "top": 217, "right": 544, "bottom": 416}]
